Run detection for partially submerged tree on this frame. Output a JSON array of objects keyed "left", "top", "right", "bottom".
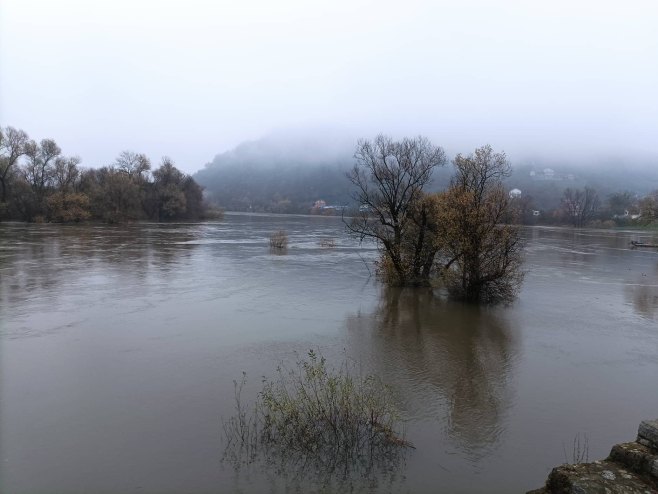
[
  {"left": 435, "top": 146, "right": 524, "bottom": 304},
  {"left": 346, "top": 134, "right": 447, "bottom": 286}
]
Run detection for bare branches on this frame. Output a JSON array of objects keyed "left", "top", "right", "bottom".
[
  {"left": 0, "top": 126, "right": 30, "bottom": 203},
  {"left": 561, "top": 187, "right": 600, "bottom": 227},
  {"left": 222, "top": 352, "right": 411, "bottom": 484},
  {"left": 436, "top": 146, "right": 524, "bottom": 304},
  {"left": 346, "top": 134, "right": 446, "bottom": 286},
  {"left": 23, "top": 138, "right": 62, "bottom": 197},
  {"left": 115, "top": 150, "right": 151, "bottom": 181}
]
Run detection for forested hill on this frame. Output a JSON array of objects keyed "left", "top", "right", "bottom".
[
  {"left": 194, "top": 133, "right": 356, "bottom": 213},
  {"left": 194, "top": 133, "right": 658, "bottom": 219}
]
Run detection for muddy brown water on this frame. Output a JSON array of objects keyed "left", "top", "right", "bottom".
[{"left": 1, "top": 214, "right": 657, "bottom": 493}]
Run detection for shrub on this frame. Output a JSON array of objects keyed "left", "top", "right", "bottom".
[
  {"left": 563, "top": 433, "right": 589, "bottom": 464},
  {"left": 222, "top": 351, "right": 411, "bottom": 480},
  {"left": 47, "top": 192, "right": 91, "bottom": 223},
  {"left": 269, "top": 230, "right": 288, "bottom": 249},
  {"left": 434, "top": 146, "right": 524, "bottom": 304},
  {"left": 318, "top": 237, "right": 336, "bottom": 248}
]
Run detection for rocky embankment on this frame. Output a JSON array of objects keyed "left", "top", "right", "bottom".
[{"left": 528, "top": 419, "right": 658, "bottom": 494}]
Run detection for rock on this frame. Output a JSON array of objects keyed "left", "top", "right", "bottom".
[
  {"left": 528, "top": 420, "right": 658, "bottom": 493},
  {"left": 608, "top": 442, "right": 658, "bottom": 477},
  {"left": 542, "top": 461, "right": 658, "bottom": 493},
  {"left": 601, "top": 470, "right": 616, "bottom": 480},
  {"left": 638, "top": 420, "right": 658, "bottom": 451}
]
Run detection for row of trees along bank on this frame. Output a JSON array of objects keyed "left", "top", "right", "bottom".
[
  {"left": 0, "top": 126, "right": 206, "bottom": 223},
  {"left": 347, "top": 135, "right": 524, "bottom": 304}
]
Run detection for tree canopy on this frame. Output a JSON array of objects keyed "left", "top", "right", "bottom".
[
  {"left": 346, "top": 139, "right": 524, "bottom": 303},
  {"left": 0, "top": 125, "right": 207, "bottom": 223},
  {"left": 435, "top": 146, "right": 524, "bottom": 303},
  {"left": 346, "top": 134, "right": 447, "bottom": 286}
]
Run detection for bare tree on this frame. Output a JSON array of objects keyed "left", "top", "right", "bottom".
[
  {"left": 435, "top": 145, "right": 524, "bottom": 303},
  {"left": 115, "top": 150, "right": 151, "bottom": 181},
  {"left": 346, "top": 134, "right": 446, "bottom": 286},
  {"left": 52, "top": 156, "right": 82, "bottom": 194},
  {"left": 23, "top": 138, "right": 62, "bottom": 201},
  {"left": 0, "top": 126, "right": 30, "bottom": 204},
  {"left": 561, "top": 187, "right": 599, "bottom": 227}
]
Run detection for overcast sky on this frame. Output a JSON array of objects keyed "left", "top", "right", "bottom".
[{"left": 1, "top": 0, "right": 657, "bottom": 173}]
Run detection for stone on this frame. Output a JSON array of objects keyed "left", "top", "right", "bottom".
[
  {"left": 601, "top": 470, "right": 616, "bottom": 480},
  {"left": 638, "top": 420, "right": 658, "bottom": 451},
  {"left": 528, "top": 420, "right": 658, "bottom": 493},
  {"left": 541, "top": 461, "right": 658, "bottom": 493},
  {"left": 608, "top": 442, "right": 658, "bottom": 476}
]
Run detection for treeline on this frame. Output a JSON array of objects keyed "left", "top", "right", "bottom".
[
  {"left": 0, "top": 126, "right": 207, "bottom": 223},
  {"left": 510, "top": 186, "right": 658, "bottom": 228},
  {"left": 506, "top": 163, "right": 658, "bottom": 227}
]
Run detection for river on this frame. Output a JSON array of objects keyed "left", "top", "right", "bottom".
[{"left": 1, "top": 213, "right": 657, "bottom": 493}]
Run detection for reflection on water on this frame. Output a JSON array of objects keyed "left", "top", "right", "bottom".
[
  {"left": 624, "top": 262, "right": 658, "bottom": 320},
  {"left": 626, "top": 283, "right": 658, "bottom": 320},
  {"left": 346, "top": 288, "right": 518, "bottom": 460},
  {"left": 0, "top": 223, "right": 200, "bottom": 338},
  {"left": 2, "top": 218, "right": 658, "bottom": 493}
]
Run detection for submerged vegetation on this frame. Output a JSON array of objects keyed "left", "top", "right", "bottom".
[
  {"left": 347, "top": 135, "right": 524, "bottom": 303},
  {"left": 435, "top": 146, "right": 524, "bottom": 303},
  {"left": 222, "top": 351, "right": 411, "bottom": 483},
  {"left": 346, "top": 135, "right": 446, "bottom": 287},
  {"left": 318, "top": 237, "right": 336, "bottom": 248},
  {"left": 269, "top": 230, "right": 289, "bottom": 249}
]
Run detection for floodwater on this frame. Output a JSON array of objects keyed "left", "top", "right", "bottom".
[{"left": 1, "top": 214, "right": 657, "bottom": 493}]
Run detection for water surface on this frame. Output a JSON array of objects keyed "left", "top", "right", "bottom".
[{"left": 1, "top": 214, "right": 657, "bottom": 493}]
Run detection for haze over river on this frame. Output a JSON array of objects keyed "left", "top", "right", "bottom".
[{"left": 1, "top": 213, "right": 657, "bottom": 493}]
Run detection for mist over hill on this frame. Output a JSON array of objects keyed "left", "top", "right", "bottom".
[
  {"left": 509, "top": 158, "right": 658, "bottom": 212},
  {"left": 194, "top": 130, "right": 356, "bottom": 213},
  {"left": 195, "top": 130, "right": 658, "bottom": 217}
]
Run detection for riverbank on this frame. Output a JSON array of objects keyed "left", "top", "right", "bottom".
[{"left": 528, "top": 419, "right": 658, "bottom": 493}]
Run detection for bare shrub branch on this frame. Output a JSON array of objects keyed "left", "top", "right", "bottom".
[{"left": 222, "top": 351, "right": 412, "bottom": 483}]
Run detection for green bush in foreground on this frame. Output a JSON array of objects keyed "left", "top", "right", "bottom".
[{"left": 222, "top": 351, "right": 412, "bottom": 481}]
